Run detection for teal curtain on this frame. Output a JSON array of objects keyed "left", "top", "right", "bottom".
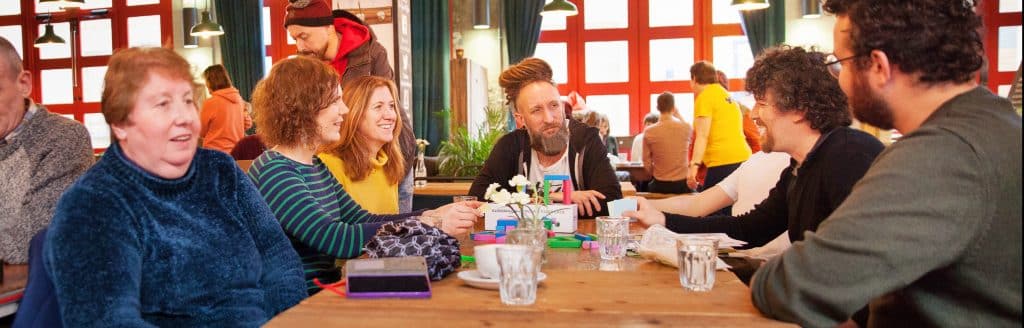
[
  {"left": 504, "top": 0, "right": 545, "bottom": 64},
  {"left": 739, "top": 2, "right": 786, "bottom": 57},
  {"left": 411, "top": 0, "right": 450, "bottom": 155},
  {"left": 213, "top": 0, "right": 264, "bottom": 101}
]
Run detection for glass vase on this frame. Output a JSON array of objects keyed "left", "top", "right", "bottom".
[{"left": 414, "top": 151, "right": 427, "bottom": 187}]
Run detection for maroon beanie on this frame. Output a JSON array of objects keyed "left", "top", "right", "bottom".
[{"left": 284, "top": 0, "right": 334, "bottom": 27}]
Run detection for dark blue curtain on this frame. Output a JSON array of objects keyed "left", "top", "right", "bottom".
[
  {"left": 411, "top": 0, "right": 450, "bottom": 155},
  {"left": 213, "top": 0, "right": 264, "bottom": 101},
  {"left": 739, "top": 2, "right": 786, "bottom": 57},
  {"left": 503, "top": 0, "right": 545, "bottom": 64}
]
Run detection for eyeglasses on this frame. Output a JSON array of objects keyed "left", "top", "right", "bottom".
[{"left": 823, "top": 53, "right": 865, "bottom": 78}]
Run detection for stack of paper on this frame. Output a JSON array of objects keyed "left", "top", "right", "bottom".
[{"left": 675, "top": 233, "right": 747, "bottom": 249}]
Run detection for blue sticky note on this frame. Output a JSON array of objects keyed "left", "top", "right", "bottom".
[{"left": 608, "top": 198, "right": 638, "bottom": 217}]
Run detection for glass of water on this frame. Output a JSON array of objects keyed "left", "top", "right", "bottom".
[
  {"left": 496, "top": 245, "right": 541, "bottom": 306},
  {"left": 677, "top": 238, "right": 717, "bottom": 292},
  {"left": 596, "top": 216, "right": 629, "bottom": 260}
]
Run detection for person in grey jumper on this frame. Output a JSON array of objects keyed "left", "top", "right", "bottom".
[
  {"left": 0, "top": 36, "right": 93, "bottom": 264},
  {"left": 750, "top": 1, "right": 1022, "bottom": 326}
]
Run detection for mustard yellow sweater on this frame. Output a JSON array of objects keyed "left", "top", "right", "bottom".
[{"left": 318, "top": 151, "right": 399, "bottom": 214}]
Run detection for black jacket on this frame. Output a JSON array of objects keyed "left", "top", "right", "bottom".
[
  {"left": 469, "top": 119, "right": 623, "bottom": 217},
  {"left": 665, "top": 126, "right": 884, "bottom": 247}
]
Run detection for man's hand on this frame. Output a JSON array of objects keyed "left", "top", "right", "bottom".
[
  {"left": 570, "top": 190, "right": 606, "bottom": 217},
  {"left": 622, "top": 197, "right": 666, "bottom": 227}
]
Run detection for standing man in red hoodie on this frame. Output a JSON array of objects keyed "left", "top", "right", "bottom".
[{"left": 284, "top": 0, "right": 418, "bottom": 213}]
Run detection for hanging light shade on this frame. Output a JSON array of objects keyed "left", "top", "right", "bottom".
[
  {"left": 540, "top": 0, "right": 578, "bottom": 17},
  {"left": 731, "top": 0, "right": 770, "bottom": 11},
  {"left": 39, "top": 0, "right": 85, "bottom": 9},
  {"left": 34, "top": 23, "right": 66, "bottom": 48},
  {"left": 802, "top": 0, "right": 821, "bottom": 18},
  {"left": 182, "top": 7, "right": 200, "bottom": 48},
  {"left": 190, "top": 11, "right": 224, "bottom": 37},
  {"left": 473, "top": 0, "right": 490, "bottom": 29}
]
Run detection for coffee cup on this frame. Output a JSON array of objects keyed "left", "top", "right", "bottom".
[{"left": 474, "top": 244, "right": 502, "bottom": 279}]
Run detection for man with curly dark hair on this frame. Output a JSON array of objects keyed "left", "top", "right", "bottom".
[
  {"left": 750, "top": 1, "right": 1022, "bottom": 326},
  {"left": 625, "top": 47, "right": 884, "bottom": 289}
]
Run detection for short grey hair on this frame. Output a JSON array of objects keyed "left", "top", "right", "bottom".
[{"left": 0, "top": 37, "right": 23, "bottom": 81}]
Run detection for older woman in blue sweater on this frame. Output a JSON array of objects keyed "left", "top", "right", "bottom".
[{"left": 44, "top": 47, "right": 306, "bottom": 326}]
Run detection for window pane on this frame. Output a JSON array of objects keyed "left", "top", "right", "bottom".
[
  {"left": 584, "top": 0, "right": 628, "bottom": 30},
  {"left": 650, "top": 92, "right": 694, "bottom": 124},
  {"left": 0, "top": 1, "right": 20, "bottom": 15},
  {"left": 127, "top": 0, "right": 161, "bottom": 5},
  {"left": 80, "top": 19, "right": 112, "bottom": 57},
  {"left": 586, "top": 94, "right": 630, "bottom": 136},
  {"left": 41, "top": 69, "right": 74, "bottom": 105},
  {"left": 998, "top": 85, "right": 1011, "bottom": 98},
  {"left": 38, "top": 22, "right": 71, "bottom": 60},
  {"left": 534, "top": 42, "right": 568, "bottom": 84},
  {"left": 262, "top": 6, "right": 272, "bottom": 46},
  {"left": 264, "top": 56, "right": 273, "bottom": 78},
  {"left": 713, "top": 36, "right": 754, "bottom": 80},
  {"left": 585, "top": 41, "right": 629, "bottom": 83},
  {"left": 1000, "top": 0, "right": 1021, "bottom": 13},
  {"left": 711, "top": 0, "right": 742, "bottom": 25},
  {"left": 128, "top": 15, "right": 162, "bottom": 48},
  {"left": 998, "top": 26, "right": 1022, "bottom": 72},
  {"left": 540, "top": 0, "right": 566, "bottom": 31},
  {"left": 649, "top": 0, "right": 693, "bottom": 27},
  {"left": 84, "top": 113, "right": 111, "bottom": 149},
  {"left": 82, "top": 66, "right": 107, "bottom": 103},
  {"left": 649, "top": 38, "right": 694, "bottom": 81},
  {"left": 0, "top": 26, "right": 23, "bottom": 59}
]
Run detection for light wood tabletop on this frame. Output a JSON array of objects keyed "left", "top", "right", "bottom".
[
  {"left": 414, "top": 181, "right": 639, "bottom": 197},
  {"left": 266, "top": 221, "right": 792, "bottom": 327}
]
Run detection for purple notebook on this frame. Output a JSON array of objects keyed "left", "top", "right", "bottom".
[{"left": 344, "top": 256, "right": 432, "bottom": 299}]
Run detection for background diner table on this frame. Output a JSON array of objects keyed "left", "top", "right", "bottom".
[{"left": 266, "top": 220, "right": 792, "bottom": 327}]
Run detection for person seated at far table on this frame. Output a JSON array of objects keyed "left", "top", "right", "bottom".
[
  {"left": 630, "top": 112, "right": 659, "bottom": 164},
  {"left": 643, "top": 92, "right": 693, "bottom": 194},
  {"left": 319, "top": 76, "right": 404, "bottom": 214},
  {"left": 44, "top": 47, "right": 306, "bottom": 327},
  {"left": 247, "top": 56, "right": 480, "bottom": 295},
  {"left": 469, "top": 58, "right": 623, "bottom": 217}
]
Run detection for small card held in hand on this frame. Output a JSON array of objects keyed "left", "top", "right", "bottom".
[{"left": 608, "top": 198, "right": 638, "bottom": 218}]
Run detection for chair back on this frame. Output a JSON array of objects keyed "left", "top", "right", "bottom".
[{"left": 12, "top": 228, "right": 63, "bottom": 328}]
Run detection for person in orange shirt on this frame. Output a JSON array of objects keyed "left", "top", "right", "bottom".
[
  {"left": 717, "top": 70, "right": 762, "bottom": 153},
  {"left": 199, "top": 64, "right": 251, "bottom": 153}
]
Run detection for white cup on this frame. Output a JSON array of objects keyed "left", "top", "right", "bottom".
[{"left": 474, "top": 244, "right": 502, "bottom": 279}]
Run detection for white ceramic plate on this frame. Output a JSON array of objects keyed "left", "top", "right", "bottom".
[{"left": 457, "top": 270, "right": 547, "bottom": 290}]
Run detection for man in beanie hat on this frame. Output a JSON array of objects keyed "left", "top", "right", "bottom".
[{"left": 285, "top": 0, "right": 417, "bottom": 213}]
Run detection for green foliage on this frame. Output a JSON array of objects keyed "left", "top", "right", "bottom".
[{"left": 437, "top": 104, "right": 508, "bottom": 177}]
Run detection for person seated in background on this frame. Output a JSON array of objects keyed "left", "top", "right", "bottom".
[
  {"left": 751, "top": 1, "right": 1021, "bottom": 325},
  {"left": 319, "top": 76, "right": 404, "bottom": 214},
  {"left": 0, "top": 36, "right": 93, "bottom": 266},
  {"left": 717, "top": 70, "right": 762, "bottom": 153},
  {"left": 199, "top": 64, "right": 250, "bottom": 153},
  {"left": 643, "top": 92, "right": 693, "bottom": 194},
  {"left": 630, "top": 112, "right": 659, "bottom": 164},
  {"left": 44, "top": 47, "right": 305, "bottom": 327},
  {"left": 247, "top": 56, "right": 479, "bottom": 294},
  {"left": 470, "top": 58, "right": 622, "bottom": 217},
  {"left": 626, "top": 45, "right": 883, "bottom": 265},
  {"left": 578, "top": 110, "right": 618, "bottom": 157}
]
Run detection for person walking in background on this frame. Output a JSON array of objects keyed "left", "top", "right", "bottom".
[
  {"left": 643, "top": 92, "right": 692, "bottom": 194},
  {"left": 199, "top": 64, "right": 250, "bottom": 154}
]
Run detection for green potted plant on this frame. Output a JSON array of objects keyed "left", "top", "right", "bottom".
[{"left": 437, "top": 104, "right": 507, "bottom": 177}]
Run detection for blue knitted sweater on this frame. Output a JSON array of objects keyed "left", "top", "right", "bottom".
[{"left": 44, "top": 143, "right": 306, "bottom": 327}]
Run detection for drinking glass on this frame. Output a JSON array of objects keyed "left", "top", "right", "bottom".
[
  {"left": 453, "top": 195, "right": 478, "bottom": 233},
  {"left": 596, "top": 216, "right": 629, "bottom": 260},
  {"left": 677, "top": 238, "right": 716, "bottom": 292},
  {"left": 496, "top": 245, "right": 541, "bottom": 305},
  {"left": 506, "top": 228, "right": 547, "bottom": 263}
]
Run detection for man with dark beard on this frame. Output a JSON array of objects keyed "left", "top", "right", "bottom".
[
  {"left": 749, "top": 0, "right": 1022, "bottom": 326},
  {"left": 469, "top": 58, "right": 622, "bottom": 217}
]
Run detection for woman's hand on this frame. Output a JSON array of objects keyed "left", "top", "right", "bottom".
[
  {"left": 421, "top": 202, "right": 481, "bottom": 236},
  {"left": 622, "top": 197, "right": 666, "bottom": 227}
]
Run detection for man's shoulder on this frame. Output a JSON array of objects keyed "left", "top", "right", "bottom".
[{"left": 24, "top": 108, "right": 92, "bottom": 151}]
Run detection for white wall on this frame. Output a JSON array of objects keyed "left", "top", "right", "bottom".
[{"left": 784, "top": 0, "right": 836, "bottom": 51}]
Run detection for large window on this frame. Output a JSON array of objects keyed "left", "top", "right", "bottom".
[
  {"left": 981, "top": 0, "right": 1022, "bottom": 97},
  {"left": 534, "top": 0, "right": 753, "bottom": 136},
  {"left": 2, "top": 0, "right": 172, "bottom": 152}
]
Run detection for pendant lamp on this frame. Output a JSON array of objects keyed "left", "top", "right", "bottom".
[
  {"left": 540, "top": 0, "right": 578, "bottom": 17},
  {"left": 731, "top": 0, "right": 770, "bottom": 11},
  {"left": 802, "top": 0, "right": 821, "bottom": 18},
  {"left": 190, "top": 0, "right": 224, "bottom": 37},
  {"left": 34, "top": 22, "right": 66, "bottom": 48}
]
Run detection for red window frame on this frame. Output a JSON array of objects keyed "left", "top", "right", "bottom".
[
  {"left": 264, "top": 2, "right": 295, "bottom": 66},
  {"left": 539, "top": 0, "right": 747, "bottom": 135},
  {"left": 979, "top": 1, "right": 1022, "bottom": 94}
]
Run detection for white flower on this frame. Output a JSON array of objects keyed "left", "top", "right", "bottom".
[
  {"left": 508, "top": 175, "right": 531, "bottom": 188},
  {"left": 415, "top": 139, "right": 430, "bottom": 147},
  {"left": 510, "top": 192, "right": 532, "bottom": 205},
  {"left": 490, "top": 190, "right": 512, "bottom": 206},
  {"left": 484, "top": 183, "right": 501, "bottom": 199}
]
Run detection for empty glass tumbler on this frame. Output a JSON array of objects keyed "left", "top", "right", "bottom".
[
  {"left": 496, "top": 245, "right": 541, "bottom": 305},
  {"left": 677, "top": 238, "right": 717, "bottom": 291},
  {"left": 596, "top": 216, "right": 630, "bottom": 260}
]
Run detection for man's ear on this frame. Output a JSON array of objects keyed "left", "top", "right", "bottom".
[
  {"left": 17, "top": 70, "right": 32, "bottom": 98},
  {"left": 513, "top": 112, "right": 524, "bottom": 128},
  {"left": 867, "top": 49, "right": 893, "bottom": 88}
]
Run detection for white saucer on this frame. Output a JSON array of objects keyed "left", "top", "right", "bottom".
[{"left": 457, "top": 270, "right": 547, "bottom": 290}]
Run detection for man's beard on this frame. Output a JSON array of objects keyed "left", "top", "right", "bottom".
[
  {"left": 529, "top": 123, "right": 570, "bottom": 156},
  {"left": 850, "top": 72, "right": 895, "bottom": 130},
  {"left": 298, "top": 45, "right": 329, "bottom": 61},
  {"left": 759, "top": 125, "right": 775, "bottom": 153}
]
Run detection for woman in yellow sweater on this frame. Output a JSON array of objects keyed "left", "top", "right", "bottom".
[{"left": 319, "top": 76, "right": 405, "bottom": 214}]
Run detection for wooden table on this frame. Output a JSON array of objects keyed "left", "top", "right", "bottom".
[
  {"left": 266, "top": 221, "right": 791, "bottom": 327},
  {"left": 1, "top": 263, "right": 28, "bottom": 318},
  {"left": 414, "top": 181, "right": 638, "bottom": 197}
]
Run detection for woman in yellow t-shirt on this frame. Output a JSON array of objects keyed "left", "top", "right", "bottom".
[
  {"left": 319, "top": 76, "right": 405, "bottom": 214},
  {"left": 687, "top": 61, "right": 751, "bottom": 195}
]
